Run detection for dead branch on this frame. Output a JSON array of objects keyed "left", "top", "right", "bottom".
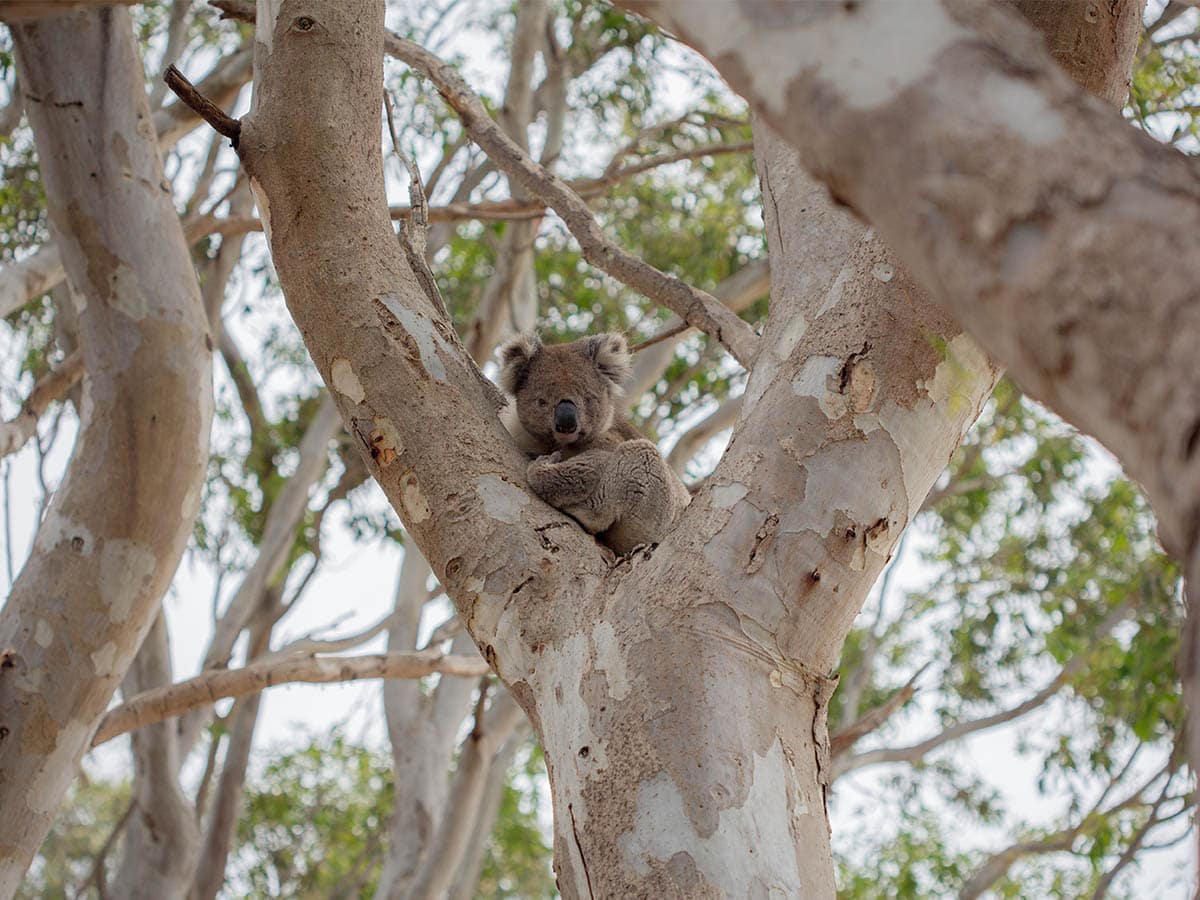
[
  {"left": 269, "top": 612, "right": 396, "bottom": 659},
  {"left": 162, "top": 64, "right": 241, "bottom": 145},
  {"left": 384, "top": 89, "right": 449, "bottom": 320},
  {"left": 92, "top": 650, "right": 491, "bottom": 747}
]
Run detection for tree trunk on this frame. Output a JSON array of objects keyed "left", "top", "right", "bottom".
[
  {"left": 614, "top": 0, "right": 1191, "bottom": 543},
  {"left": 0, "top": 8, "right": 211, "bottom": 892},
  {"left": 235, "top": 4, "right": 1000, "bottom": 895},
  {"left": 110, "top": 615, "right": 199, "bottom": 900}
]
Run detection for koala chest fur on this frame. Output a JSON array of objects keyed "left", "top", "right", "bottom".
[{"left": 497, "top": 331, "right": 691, "bottom": 555}]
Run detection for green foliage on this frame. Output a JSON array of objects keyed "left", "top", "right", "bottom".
[
  {"left": 1128, "top": 9, "right": 1200, "bottom": 149},
  {"left": 476, "top": 744, "right": 556, "bottom": 900},
  {"left": 833, "top": 380, "right": 1187, "bottom": 896},
  {"left": 230, "top": 735, "right": 393, "bottom": 899},
  {"left": 17, "top": 778, "right": 130, "bottom": 900}
]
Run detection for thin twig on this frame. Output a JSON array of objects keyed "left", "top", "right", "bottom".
[
  {"left": 162, "top": 64, "right": 241, "bottom": 145},
  {"left": 384, "top": 90, "right": 429, "bottom": 259},
  {"left": 383, "top": 90, "right": 451, "bottom": 320},
  {"left": 421, "top": 614, "right": 464, "bottom": 649},
  {"left": 631, "top": 319, "right": 692, "bottom": 353},
  {"left": 383, "top": 32, "right": 760, "bottom": 368}
]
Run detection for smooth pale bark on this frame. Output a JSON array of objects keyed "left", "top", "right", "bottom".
[
  {"left": 0, "top": 45, "right": 252, "bottom": 320},
  {"left": 110, "top": 616, "right": 198, "bottom": 900},
  {"left": 447, "top": 724, "right": 529, "bottom": 900},
  {"left": 233, "top": 0, "right": 1148, "bottom": 895},
  {"left": 620, "top": 0, "right": 1200, "bottom": 807},
  {"left": 237, "top": 4, "right": 991, "bottom": 895},
  {"left": 407, "top": 691, "right": 526, "bottom": 900},
  {"left": 616, "top": 1, "right": 1195, "bottom": 549},
  {"left": 0, "top": 8, "right": 211, "bottom": 893},
  {"left": 375, "top": 552, "right": 484, "bottom": 900}
]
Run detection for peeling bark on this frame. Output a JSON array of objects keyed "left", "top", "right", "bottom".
[
  {"left": 0, "top": 7, "right": 211, "bottom": 891},
  {"left": 226, "top": 0, "right": 1150, "bottom": 896},
  {"left": 618, "top": 0, "right": 1194, "bottom": 551}
]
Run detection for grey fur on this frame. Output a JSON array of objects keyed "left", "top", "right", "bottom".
[{"left": 498, "top": 331, "right": 691, "bottom": 554}]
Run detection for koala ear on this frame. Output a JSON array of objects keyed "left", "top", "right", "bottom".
[
  {"left": 587, "top": 332, "right": 632, "bottom": 389},
  {"left": 497, "top": 332, "right": 542, "bottom": 394}
]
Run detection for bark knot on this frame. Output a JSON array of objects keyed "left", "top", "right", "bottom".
[{"left": 746, "top": 513, "right": 780, "bottom": 574}]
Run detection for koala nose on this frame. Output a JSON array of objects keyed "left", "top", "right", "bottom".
[{"left": 554, "top": 400, "right": 579, "bottom": 434}]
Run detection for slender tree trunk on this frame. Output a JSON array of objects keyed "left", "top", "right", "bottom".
[
  {"left": 374, "top": 549, "right": 462, "bottom": 900},
  {"left": 0, "top": 9, "right": 211, "bottom": 892},
  {"left": 447, "top": 725, "right": 529, "bottom": 900},
  {"left": 407, "top": 691, "right": 525, "bottom": 900},
  {"left": 110, "top": 615, "right": 199, "bottom": 900}
]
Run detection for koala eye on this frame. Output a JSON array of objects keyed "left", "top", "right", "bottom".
[{"left": 536, "top": 399, "right": 548, "bottom": 408}]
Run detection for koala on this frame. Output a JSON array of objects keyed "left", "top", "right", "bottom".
[{"left": 498, "top": 331, "right": 691, "bottom": 555}]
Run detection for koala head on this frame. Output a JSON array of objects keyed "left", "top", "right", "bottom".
[{"left": 498, "top": 332, "right": 632, "bottom": 451}]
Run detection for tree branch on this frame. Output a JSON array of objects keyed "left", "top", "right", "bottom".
[
  {"left": 162, "top": 64, "right": 241, "bottom": 144},
  {"left": 836, "top": 598, "right": 1134, "bottom": 777},
  {"left": 0, "top": 350, "right": 82, "bottom": 459},
  {"left": 384, "top": 32, "right": 760, "bottom": 368},
  {"left": 92, "top": 650, "right": 490, "bottom": 747},
  {"left": 829, "top": 662, "right": 928, "bottom": 761},
  {"left": 665, "top": 394, "right": 742, "bottom": 474}
]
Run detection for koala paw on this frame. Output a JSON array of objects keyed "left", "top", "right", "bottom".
[{"left": 535, "top": 450, "right": 563, "bottom": 465}]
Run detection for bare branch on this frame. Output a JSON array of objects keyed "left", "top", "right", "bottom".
[
  {"left": 959, "top": 755, "right": 1178, "bottom": 899},
  {"left": 0, "top": 350, "right": 82, "bottom": 459},
  {"left": 1089, "top": 780, "right": 1176, "bottom": 900},
  {"left": 422, "top": 614, "right": 465, "bottom": 649},
  {"left": 626, "top": 258, "right": 769, "bottom": 400},
  {"left": 958, "top": 832, "right": 1080, "bottom": 900},
  {"left": 154, "top": 46, "right": 251, "bottom": 149},
  {"left": 837, "top": 598, "right": 1134, "bottom": 777},
  {"left": 92, "top": 650, "right": 490, "bottom": 747},
  {"left": 162, "top": 64, "right": 241, "bottom": 144},
  {"left": 269, "top": 612, "right": 396, "bottom": 659},
  {"left": 384, "top": 32, "right": 761, "bottom": 368},
  {"left": 829, "top": 663, "right": 928, "bottom": 761},
  {"left": 665, "top": 395, "right": 742, "bottom": 474},
  {"left": 384, "top": 90, "right": 449, "bottom": 321}
]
